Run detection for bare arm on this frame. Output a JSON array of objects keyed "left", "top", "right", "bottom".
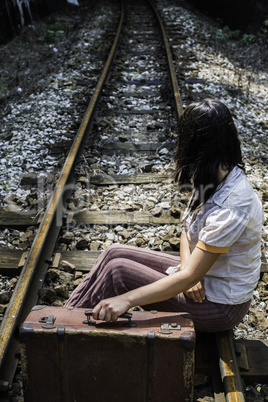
[
  {"left": 180, "top": 228, "right": 191, "bottom": 267},
  {"left": 92, "top": 246, "right": 220, "bottom": 322},
  {"left": 180, "top": 228, "right": 207, "bottom": 303}
]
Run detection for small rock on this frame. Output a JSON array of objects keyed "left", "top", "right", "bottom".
[
  {"left": 103, "top": 240, "right": 113, "bottom": 249},
  {"left": 262, "top": 273, "right": 268, "bottom": 285},
  {"left": 120, "top": 229, "right": 132, "bottom": 240},
  {"left": 169, "top": 237, "right": 180, "bottom": 250},
  {"left": 144, "top": 201, "right": 156, "bottom": 210},
  {"left": 90, "top": 242, "right": 101, "bottom": 251},
  {"left": 38, "top": 288, "right": 57, "bottom": 303},
  {"left": 76, "top": 239, "right": 88, "bottom": 250},
  {"left": 58, "top": 232, "right": 75, "bottom": 244},
  {"left": 61, "top": 260, "right": 76, "bottom": 273},
  {"left": 259, "top": 290, "right": 268, "bottom": 298},
  {"left": 170, "top": 205, "right": 181, "bottom": 218},
  {"left": 0, "top": 291, "right": 11, "bottom": 304},
  {"left": 162, "top": 242, "right": 173, "bottom": 251},
  {"left": 59, "top": 272, "right": 75, "bottom": 290},
  {"left": 0, "top": 304, "right": 8, "bottom": 314},
  {"left": 52, "top": 300, "right": 64, "bottom": 307},
  {"left": 75, "top": 271, "right": 83, "bottom": 279},
  {"left": 46, "top": 268, "right": 61, "bottom": 281},
  {"left": 151, "top": 206, "right": 162, "bottom": 216},
  {"left": 135, "top": 238, "right": 145, "bottom": 247},
  {"left": 248, "top": 308, "right": 268, "bottom": 330},
  {"left": 74, "top": 278, "right": 83, "bottom": 287},
  {"left": 55, "top": 284, "right": 69, "bottom": 299},
  {"left": 137, "top": 163, "right": 153, "bottom": 173}
]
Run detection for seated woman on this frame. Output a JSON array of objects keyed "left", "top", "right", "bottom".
[{"left": 65, "top": 98, "right": 264, "bottom": 333}]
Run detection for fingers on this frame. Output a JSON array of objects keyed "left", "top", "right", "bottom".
[
  {"left": 190, "top": 289, "right": 203, "bottom": 303},
  {"left": 92, "top": 299, "right": 121, "bottom": 322},
  {"left": 184, "top": 282, "right": 206, "bottom": 303}
]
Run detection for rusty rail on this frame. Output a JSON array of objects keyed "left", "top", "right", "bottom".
[
  {"left": 215, "top": 331, "right": 246, "bottom": 402},
  {"left": 147, "top": 0, "right": 183, "bottom": 120},
  {"left": 0, "top": 0, "right": 124, "bottom": 387}
]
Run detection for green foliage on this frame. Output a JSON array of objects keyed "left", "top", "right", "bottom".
[
  {"left": 0, "top": 75, "right": 7, "bottom": 92},
  {"left": 49, "top": 21, "right": 70, "bottom": 31},
  {"left": 2, "top": 184, "right": 8, "bottom": 190},
  {"left": 39, "top": 30, "right": 58, "bottom": 43},
  {"left": 241, "top": 33, "right": 256, "bottom": 44},
  {"left": 39, "top": 20, "right": 70, "bottom": 43},
  {"left": 215, "top": 26, "right": 256, "bottom": 45}
]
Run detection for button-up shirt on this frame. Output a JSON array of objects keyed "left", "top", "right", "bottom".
[{"left": 183, "top": 166, "right": 264, "bottom": 304}]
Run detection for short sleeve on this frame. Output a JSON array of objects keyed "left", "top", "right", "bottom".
[{"left": 197, "top": 207, "right": 250, "bottom": 253}]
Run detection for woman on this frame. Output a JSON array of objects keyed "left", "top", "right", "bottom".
[{"left": 66, "top": 99, "right": 264, "bottom": 332}]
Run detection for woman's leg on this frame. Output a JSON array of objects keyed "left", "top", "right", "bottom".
[
  {"left": 88, "top": 243, "right": 181, "bottom": 275},
  {"left": 146, "top": 293, "right": 251, "bottom": 333},
  {"left": 65, "top": 244, "right": 250, "bottom": 332},
  {"left": 65, "top": 244, "right": 180, "bottom": 307}
]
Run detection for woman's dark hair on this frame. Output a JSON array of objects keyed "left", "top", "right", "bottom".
[{"left": 174, "top": 98, "right": 244, "bottom": 211}]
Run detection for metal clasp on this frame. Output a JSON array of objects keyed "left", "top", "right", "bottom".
[
  {"left": 83, "top": 310, "right": 96, "bottom": 326},
  {"left": 39, "top": 315, "right": 56, "bottom": 329},
  {"left": 159, "top": 322, "right": 181, "bottom": 334}
]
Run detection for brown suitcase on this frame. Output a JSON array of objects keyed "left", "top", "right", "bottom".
[{"left": 20, "top": 306, "right": 195, "bottom": 402}]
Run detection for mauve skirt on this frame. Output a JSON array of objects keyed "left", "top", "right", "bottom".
[{"left": 65, "top": 244, "right": 251, "bottom": 332}]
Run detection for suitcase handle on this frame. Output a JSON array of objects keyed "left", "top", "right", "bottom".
[{"left": 83, "top": 309, "right": 136, "bottom": 327}]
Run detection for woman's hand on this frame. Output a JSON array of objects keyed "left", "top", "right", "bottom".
[
  {"left": 92, "top": 295, "right": 130, "bottom": 322},
  {"left": 184, "top": 281, "right": 206, "bottom": 303}
]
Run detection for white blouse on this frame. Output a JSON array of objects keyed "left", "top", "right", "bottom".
[{"left": 183, "top": 166, "right": 264, "bottom": 305}]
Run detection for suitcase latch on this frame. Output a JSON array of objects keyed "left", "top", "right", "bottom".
[
  {"left": 159, "top": 323, "right": 181, "bottom": 334},
  {"left": 39, "top": 315, "right": 56, "bottom": 329}
]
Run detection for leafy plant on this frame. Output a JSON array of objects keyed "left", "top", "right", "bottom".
[
  {"left": 0, "top": 75, "right": 7, "bottom": 91},
  {"left": 216, "top": 26, "right": 256, "bottom": 45},
  {"left": 49, "top": 21, "right": 70, "bottom": 31},
  {"left": 241, "top": 33, "right": 256, "bottom": 44},
  {"left": 39, "top": 21, "right": 70, "bottom": 43},
  {"left": 39, "top": 30, "right": 58, "bottom": 43}
]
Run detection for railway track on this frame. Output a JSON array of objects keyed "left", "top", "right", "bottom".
[{"left": 0, "top": 0, "right": 267, "bottom": 400}]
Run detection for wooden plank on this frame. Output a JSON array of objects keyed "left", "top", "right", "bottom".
[
  {"left": 0, "top": 251, "right": 60, "bottom": 274},
  {"left": 102, "top": 142, "right": 160, "bottom": 153},
  {"left": 0, "top": 210, "right": 41, "bottom": 227},
  {"left": 235, "top": 339, "right": 268, "bottom": 383},
  {"left": 107, "top": 90, "right": 159, "bottom": 97},
  {"left": 0, "top": 250, "right": 99, "bottom": 274},
  {"left": 60, "top": 250, "right": 101, "bottom": 272},
  {"left": 1, "top": 245, "right": 267, "bottom": 277},
  {"left": 119, "top": 109, "right": 160, "bottom": 114},
  {"left": 59, "top": 250, "right": 179, "bottom": 272},
  {"left": 103, "top": 141, "right": 174, "bottom": 151},
  {"left": 69, "top": 210, "right": 178, "bottom": 225},
  {"left": 89, "top": 172, "right": 172, "bottom": 185},
  {"left": 0, "top": 249, "right": 24, "bottom": 275}
]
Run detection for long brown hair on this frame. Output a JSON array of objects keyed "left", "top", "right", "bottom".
[{"left": 174, "top": 99, "right": 244, "bottom": 211}]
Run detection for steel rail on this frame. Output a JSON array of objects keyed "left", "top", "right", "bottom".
[
  {"left": 147, "top": 0, "right": 183, "bottom": 120},
  {"left": 0, "top": 0, "right": 124, "bottom": 386},
  {"left": 216, "top": 331, "right": 245, "bottom": 402},
  {"left": 147, "top": 4, "right": 246, "bottom": 401}
]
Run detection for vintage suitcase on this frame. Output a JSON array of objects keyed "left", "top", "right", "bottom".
[{"left": 20, "top": 306, "right": 195, "bottom": 402}]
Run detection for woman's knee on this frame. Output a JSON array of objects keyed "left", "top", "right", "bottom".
[
  {"left": 104, "top": 258, "right": 131, "bottom": 276},
  {"left": 100, "top": 244, "right": 124, "bottom": 264},
  {"left": 102, "top": 244, "right": 141, "bottom": 266}
]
